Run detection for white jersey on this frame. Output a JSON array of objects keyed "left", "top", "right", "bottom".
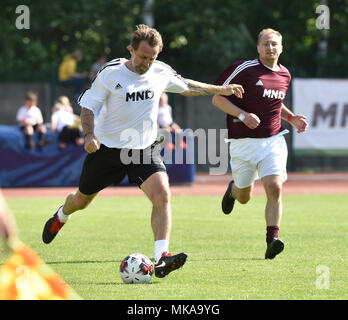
[
  {"left": 78, "top": 58, "right": 188, "bottom": 149},
  {"left": 51, "top": 109, "right": 77, "bottom": 132},
  {"left": 16, "top": 105, "right": 43, "bottom": 126},
  {"left": 157, "top": 103, "right": 174, "bottom": 127}
]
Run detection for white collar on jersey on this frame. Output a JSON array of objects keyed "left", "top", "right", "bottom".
[{"left": 262, "top": 63, "right": 280, "bottom": 72}]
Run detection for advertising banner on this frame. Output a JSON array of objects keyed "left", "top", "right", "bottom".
[{"left": 292, "top": 78, "right": 348, "bottom": 155}]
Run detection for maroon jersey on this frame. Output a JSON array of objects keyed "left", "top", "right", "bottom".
[{"left": 215, "top": 59, "right": 291, "bottom": 139}]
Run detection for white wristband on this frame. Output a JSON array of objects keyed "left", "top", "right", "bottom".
[{"left": 238, "top": 113, "right": 246, "bottom": 122}]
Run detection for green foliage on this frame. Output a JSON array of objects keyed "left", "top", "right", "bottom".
[
  {"left": 155, "top": 0, "right": 256, "bottom": 82},
  {"left": 0, "top": 0, "right": 142, "bottom": 81},
  {"left": 1, "top": 0, "right": 348, "bottom": 82},
  {"left": 155, "top": 0, "right": 348, "bottom": 80}
]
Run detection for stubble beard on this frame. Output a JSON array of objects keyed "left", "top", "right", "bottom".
[{"left": 132, "top": 58, "right": 148, "bottom": 75}]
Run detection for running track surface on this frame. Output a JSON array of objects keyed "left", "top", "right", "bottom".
[{"left": 2, "top": 172, "right": 348, "bottom": 198}]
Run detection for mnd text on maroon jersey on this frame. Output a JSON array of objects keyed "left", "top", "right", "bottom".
[{"left": 215, "top": 59, "right": 291, "bottom": 139}]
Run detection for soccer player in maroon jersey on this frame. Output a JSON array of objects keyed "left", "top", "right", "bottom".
[{"left": 212, "top": 28, "right": 308, "bottom": 259}]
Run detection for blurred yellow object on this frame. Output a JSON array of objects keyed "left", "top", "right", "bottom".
[
  {"left": 0, "top": 241, "right": 81, "bottom": 300},
  {"left": 68, "top": 117, "right": 82, "bottom": 129}
]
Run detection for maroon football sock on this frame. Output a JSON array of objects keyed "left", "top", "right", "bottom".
[{"left": 266, "top": 225, "right": 279, "bottom": 244}]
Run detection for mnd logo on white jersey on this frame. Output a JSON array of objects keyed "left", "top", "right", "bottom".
[{"left": 126, "top": 90, "right": 154, "bottom": 102}]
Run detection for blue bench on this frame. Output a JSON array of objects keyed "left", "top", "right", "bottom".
[{"left": 0, "top": 125, "right": 195, "bottom": 187}]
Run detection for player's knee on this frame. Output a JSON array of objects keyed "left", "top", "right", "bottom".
[
  {"left": 151, "top": 187, "right": 171, "bottom": 207},
  {"left": 238, "top": 194, "right": 251, "bottom": 204},
  {"left": 265, "top": 181, "right": 282, "bottom": 200}
]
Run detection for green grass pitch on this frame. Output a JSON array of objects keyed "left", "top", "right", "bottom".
[{"left": 3, "top": 194, "right": 348, "bottom": 300}]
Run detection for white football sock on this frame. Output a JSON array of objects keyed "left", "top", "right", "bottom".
[
  {"left": 154, "top": 240, "right": 169, "bottom": 263},
  {"left": 57, "top": 206, "right": 71, "bottom": 223}
]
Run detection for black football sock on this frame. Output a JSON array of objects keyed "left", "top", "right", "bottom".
[
  {"left": 38, "top": 131, "right": 45, "bottom": 144},
  {"left": 25, "top": 134, "right": 35, "bottom": 149}
]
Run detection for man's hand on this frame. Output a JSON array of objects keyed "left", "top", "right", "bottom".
[
  {"left": 289, "top": 115, "right": 308, "bottom": 133},
  {"left": 241, "top": 113, "right": 260, "bottom": 129},
  {"left": 220, "top": 84, "right": 245, "bottom": 99},
  {"left": 84, "top": 133, "right": 101, "bottom": 153}
]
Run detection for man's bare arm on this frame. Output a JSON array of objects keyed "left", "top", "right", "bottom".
[
  {"left": 180, "top": 79, "right": 244, "bottom": 98},
  {"left": 280, "top": 103, "right": 293, "bottom": 121},
  {"left": 281, "top": 103, "right": 308, "bottom": 133},
  {"left": 212, "top": 95, "right": 260, "bottom": 129},
  {"left": 80, "top": 107, "right": 95, "bottom": 137},
  {"left": 80, "top": 107, "right": 101, "bottom": 153}
]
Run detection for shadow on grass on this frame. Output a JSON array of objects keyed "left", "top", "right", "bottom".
[
  {"left": 46, "top": 259, "right": 122, "bottom": 265},
  {"left": 189, "top": 257, "right": 265, "bottom": 261},
  {"left": 93, "top": 281, "right": 160, "bottom": 286},
  {"left": 46, "top": 256, "right": 265, "bottom": 265}
]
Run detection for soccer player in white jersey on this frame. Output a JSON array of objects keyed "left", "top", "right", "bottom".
[
  {"left": 42, "top": 24, "right": 244, "bottom": 278},
  {"left": 213, "top": 28, "right": 308, "bottom": 260}
]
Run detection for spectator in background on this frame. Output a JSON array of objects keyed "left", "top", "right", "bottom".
[
  {"left": 16, "top": 91, "right": 50, "bottom": 150},
  {"left": 51, "top": 100, "right": 84, "bottom": 150},
  {"left": 56, "top": 95, "right": 74, "bottom": 113},
  {"left": 89, "top": 54, "right": 107, "bottom": 82},
  {"left": 157, "top": 93, "right": 181, "bottom": 132},
  {"left": 58, "top": 49, "right": 89, "bottom": 100}
]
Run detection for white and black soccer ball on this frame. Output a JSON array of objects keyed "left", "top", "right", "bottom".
[{"left": 120, "top": 253, "right": 154, "bottom": 284}]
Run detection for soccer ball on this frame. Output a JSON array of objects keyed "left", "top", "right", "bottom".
[{"left": 119, "top": 253, "right": 154, "bottom": 284}]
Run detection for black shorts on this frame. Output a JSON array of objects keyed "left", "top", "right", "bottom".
[
  {"left": 20, "top": 124, "right": 40, "bottom": 131},
  {"left": 58, "top": 126, "right": 82, "bottom": 143},
  {"left": 79, "top": 142, "right": 167, "bottom": 195}
]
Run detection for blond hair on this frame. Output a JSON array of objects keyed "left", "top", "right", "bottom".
[
  {"left": 257, "top": 28, "right": 282, "bottom": 44},
  {"left": 52, "top": 102, "right": 65, "bottom": 114},
  {"left": 130, "top": 24, "right": 163, "bottom": 52},
  {"left": 57, "top": 96, "right": 71, "bottom": 106}
]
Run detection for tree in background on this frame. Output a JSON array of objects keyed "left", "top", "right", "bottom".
[
  {"left": 0, "top": 0, "right": 142, "bottom": 81},
  {"left": 1, "top": 0, "right": 347, "bottom": 82},
  {"left": 154, "top": 0, "right": 348, "bottom": 80}
]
